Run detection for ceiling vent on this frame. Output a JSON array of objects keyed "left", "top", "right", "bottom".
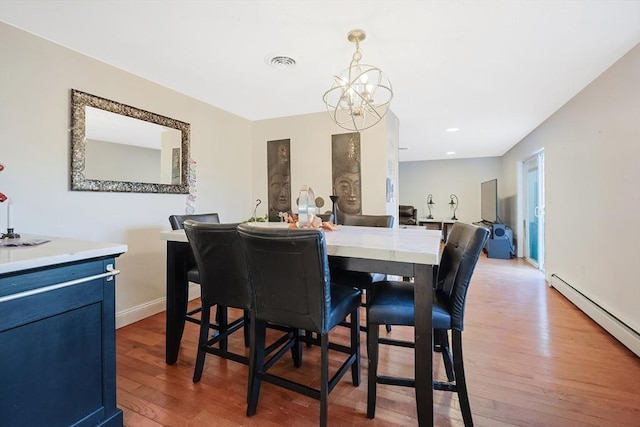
[{"left": 266, "top": 55, "right": 296, "bottom": 69}]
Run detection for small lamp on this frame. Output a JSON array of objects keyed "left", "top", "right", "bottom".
[
  {"left": 449, "top": 194, "right": 459, "bottom": 220},
  {"left": 426, "top": 194, "right": 435, "bottom": 219}
]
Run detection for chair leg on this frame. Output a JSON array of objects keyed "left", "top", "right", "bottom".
[
  {"left": 452, "top": 330, "right": 473, "bottom": 427},
  {"left": 218, "top": 305, "right": 228, "bottom": 352},
  {"left": 350, "top": 307, "right": 361, "bottom": 386},
  {"left": 246, "top": 312, "right": 255, "bottom": 405},
  {"left": 243, "top": 310, "right": 250, "bottom": 348},
  {"left": 436, "top": 329, "right": 455, "bottom": 382},
  {"left": 305, "top": 330, "right": 313, "bottom": 348},
  {"left": 320, "top": 333, "right": 329, "bottom": 427},
  {"left": 366, "top": 288, "right": 392, "bottom": 334},
  {"left": 247, "top": 319, "right": 267, "bottom": 416},
  {"left": 366, "top": 323, "right": 379, "bottom": 419},
  {"left": 291, "top": 329, "right": 303, "bottom": 368},
  {"left": 193, "top": 302, "right": 211, "bottom": 383},
  {"left": 215, "top": 303, "right": 222, "bottom": 324}
]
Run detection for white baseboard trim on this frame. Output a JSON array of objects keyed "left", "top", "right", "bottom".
[
  {"left": 550, "top": 277, "right": 639, "bottom": 356},
  {"left": 116, "top": 284, "right": 201, "bottom": 329}
]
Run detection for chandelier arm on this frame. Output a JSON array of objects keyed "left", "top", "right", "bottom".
[
  {"left": 353, "top": 92, "right": 383, "bottom": 121},
  {"left": 349, "top": 115, "right": 358, "bottom": 130}
]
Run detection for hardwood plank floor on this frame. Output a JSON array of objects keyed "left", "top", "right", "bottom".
[{"left": 116, "top": 254, "right": 640, "bottom": 426}]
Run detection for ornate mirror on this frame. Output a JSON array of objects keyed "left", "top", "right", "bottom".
[{"left": 70, "top": 89, "right": 190, "bottom": 193}]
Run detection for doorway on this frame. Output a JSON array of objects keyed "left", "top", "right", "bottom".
[{"left": 523, "top": 151, "right": 545, "bottom": 270}]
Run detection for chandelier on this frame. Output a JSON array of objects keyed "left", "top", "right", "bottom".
[{"left": 322, "top": 29, "right": 393, "bottom": 132}]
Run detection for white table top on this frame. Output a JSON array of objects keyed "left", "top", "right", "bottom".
[
  {"left": 160, "top": 224, "right": 441, "bottom": 266},
  {"left": 0, "top": 234, "right": 128, "bottom": 275}
]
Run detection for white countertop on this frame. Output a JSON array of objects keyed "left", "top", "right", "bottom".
[
  {"left": 161, "top": 224, "right": 441, "bottom": 266},
  {"left": 0, "top": 234, "right": 128, "bottom": 275}
]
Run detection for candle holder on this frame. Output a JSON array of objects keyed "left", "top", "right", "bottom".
[
  {"left": 329, "top": 195, "right": 339, "bottom": 224},
  {"left": 1, "top": 228, "right": 20, "bottom": 239}
]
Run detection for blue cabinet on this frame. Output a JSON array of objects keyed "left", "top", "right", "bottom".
[{"left": 0, "top": 256, "right": 123, "bottom": 426}]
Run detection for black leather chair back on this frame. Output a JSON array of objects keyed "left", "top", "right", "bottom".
[
  {"left": 398, "top": 205, "right": 417, "bottom": 225},
  {"left": 237, "top": 224, "right": 332, "bottom": 334},
  {"left": 169, "top": 213, "right": 220, "bottom": 230},
  {"left": 169, "top": 213, "right": 222, "bottom": 284},
  {"left": 183, "top": 221, "right": 252, "bottom": 310},
  {"left": 340, "top": 213, "right": 394, "bottom": 228},
  {"left": 436, "top": 222, "right": 489, "bottom": 331}
]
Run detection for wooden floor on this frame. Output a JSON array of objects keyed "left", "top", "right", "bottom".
[{"left": 116, "top": 254, "right": 640, "bottom": 426}]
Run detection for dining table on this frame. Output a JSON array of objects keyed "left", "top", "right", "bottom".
[
  {"left": 417, "top": 218, "right": 459, "bottom": 242},
  {"left": 160, "top": 223, "right": 441, "bottom": 426}
]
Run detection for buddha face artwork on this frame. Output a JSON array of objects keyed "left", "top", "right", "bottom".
[
  {"left": 267, "top": 139, "right": 291, "bottom": 221},
  {"left": 332, "top": 133, "right": 361, "bottom": 215}
]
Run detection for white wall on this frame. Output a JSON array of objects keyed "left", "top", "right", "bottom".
[
  {"left": 385, "top": 111, "right": 400, "bottom": 216},
  {"left": 0, "top": 23, "right": 254, "bottom": 326},
  {"left": 251, "top": 111, "right": 398, "bottom": 218},
  {"left": 501, "top": 44, "right": 640, "bottom": 354},
  {"left": 399, "top": 157, "right": 502, "bottom": 222},
  {"left": 398, "top": 45, "right": 639, "bottom": 355}
]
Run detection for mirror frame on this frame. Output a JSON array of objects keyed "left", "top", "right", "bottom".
[{"left": 70, "top": 89, "right": 190, "bottom": 193}]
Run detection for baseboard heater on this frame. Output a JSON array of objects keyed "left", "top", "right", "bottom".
[{"left": 550, "top": 273, "right": 639, "bottom": 356}]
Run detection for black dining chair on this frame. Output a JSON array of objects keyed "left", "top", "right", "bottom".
[
  {"left": 168, "top": 213, "right": 221, "bottom": 329},
  {"left": 398, "top": 205, "right": 418, "bottom": 225},
  {"left": 183, "top": 221, "right": 249, "bottom": 381},
  {"left": 365, "top": 222, "right": 489, "bottom": 426},
  {"left": 183, "top": 220, "right": 300, "bottom": 384},
  {"left": 331, "top": 213, "right": 394, "bottom": 334},
  {"left": 338, "top": 212, "right": 394, "bottom": 228},
  {"left": 238, "top": 223, "right": 361, "bottom": 427},
  {"left": 169, "top": 213, "right": 220, "bottom": 231}
]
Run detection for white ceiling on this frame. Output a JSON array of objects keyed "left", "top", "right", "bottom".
[{"left": 1, "top": 1, "right": 639, "bottom": 161}]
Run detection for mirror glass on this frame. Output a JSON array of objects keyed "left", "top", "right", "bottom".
[{"left": 70, "top": 89, "right": 190, "bottom": 193}]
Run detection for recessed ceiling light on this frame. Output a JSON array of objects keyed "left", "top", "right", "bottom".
[
  {"left": 446, "top": 151, "right": 456, "bottom": 155},
  {"left": 265, "top": 54, "right": 296, "bottom": 69},
  {"left": 446, "top": 128, "right": 460, "bottom": 132}
]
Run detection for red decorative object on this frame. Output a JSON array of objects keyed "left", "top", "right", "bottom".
[{"left": 0, "top": 163, "right": 5, "bottom": 203}]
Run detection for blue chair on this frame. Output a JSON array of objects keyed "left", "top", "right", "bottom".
[
  {"left": 331, "top": 213, "right": 394, "bottom": 334},
  {"left": 184, "top": 220, "right": 299, "bottom": 385},
  {"left": 366, "top": 222, "right": 489, "bottom": 426},
  {"left": 238, "top": 224, "right": 361, "bottom": 427},
  {"left": 168, "top": 213, "right": 221, "bottom": 329}
]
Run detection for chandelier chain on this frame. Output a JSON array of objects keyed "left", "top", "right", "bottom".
[{"left": 352, "top": 39, "right": 362, "bottom": 62}]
